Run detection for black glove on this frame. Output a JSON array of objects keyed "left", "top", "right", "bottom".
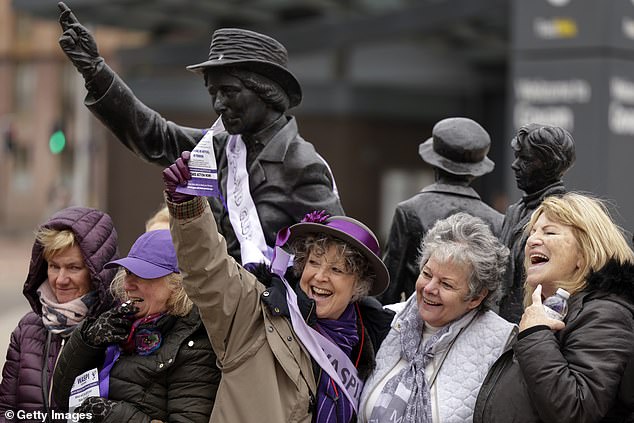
[
  {"left": 57, "top": 2, "right": 103, "bottom": 80},
  {"left": 83, "top": 301, "right": 138, "bottom": 347},
  {"left": 162, "top": 151, "right": 195, "bottom": 203},
  {"left": 74, "top": 397, "right": 116, "bottom": 423}
]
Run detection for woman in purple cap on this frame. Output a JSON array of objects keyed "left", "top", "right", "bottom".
[
  {"left": 162, "top": 154, "right": 395, "bottom": 423},
  {"left": 51, "top": 229, "right": 220, "bottom": 423}
]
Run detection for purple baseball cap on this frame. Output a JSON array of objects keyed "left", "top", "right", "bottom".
[{"left": 105, "top": 230, "right": 179, "bottom": 279}]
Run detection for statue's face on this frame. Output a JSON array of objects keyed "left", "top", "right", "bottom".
[
  {"left": 511, "top": 141, "right": 551, "bottom": 193},
  {"left": 206, "top": 73, "right": 271, "bottom": 135}
]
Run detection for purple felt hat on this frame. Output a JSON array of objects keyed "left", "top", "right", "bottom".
[
  {"left": 104, "top": 230, "right": 179, "bottom": 279},
  {"left": 285, "top": 211, "right": 389, "bottom": 296},
  {"left": 187, "top": 28, "right": 302, "bottom": 108}
]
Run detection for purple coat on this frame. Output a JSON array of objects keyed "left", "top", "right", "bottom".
[{"left": 0, "top": 207, "right": 118, "bottom": 420}]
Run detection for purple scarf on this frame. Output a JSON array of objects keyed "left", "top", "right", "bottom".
[{"left": 314, "top": 303, "right": 359, "bottom": 423}]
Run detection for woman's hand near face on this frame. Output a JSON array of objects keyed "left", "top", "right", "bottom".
[
  {"left": 83, "top": 302, "right": 138, "bottom": 346},
  {"left": 519, "top": 284, "right": 565, "bottom": 332}
]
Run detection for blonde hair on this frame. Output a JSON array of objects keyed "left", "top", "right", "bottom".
[
  {"left": 109, "top": 268, "right": 193, "bottom": 317},
  {"left": 145, "top": 205, "right": 170, "bottom": 232},
  {"left": 36, "top": 228, "right": 77, "bottom": 261},
  {"left": 523, "top": 193, "right": 634, "bottom": 307}
]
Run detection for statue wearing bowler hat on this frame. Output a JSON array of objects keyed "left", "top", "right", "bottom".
[
  {"left": 379, "top": 117, "right": 503, "bottom": 305},
  {"left": 56, "top": 2, "right": 343, "bottom": 264}
]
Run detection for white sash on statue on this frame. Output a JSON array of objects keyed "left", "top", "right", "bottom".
[{"left": 225, "top": 133, "right": 272, "bottom": 265}]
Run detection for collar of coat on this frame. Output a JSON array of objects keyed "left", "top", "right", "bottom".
[
  {"left": 520, "top": 180, "right": 566, "bottom": 209},
  {"left": 250, "top": 263, "right": 394, "bottom": 380},
  {"left": 421, "top": 182, "right": 481, "bottom": 199},
  {"left": 223, "top": 115, "right": 295, "bottom": 164},
  {"left": 584, "top": 258, "right": 634, "bottom": 306}
]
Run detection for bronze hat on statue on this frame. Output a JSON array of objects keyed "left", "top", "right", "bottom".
[
  {"left": 418, "top": 117, "right": 495, "bottom": 177},
  {"left": 187, "top": 28, "right": 302, "bottom": 107}
]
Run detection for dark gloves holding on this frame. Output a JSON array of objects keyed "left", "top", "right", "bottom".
[
  {"left": 83, "top": 301, "right": 138, "bottom": 347},
  {"left": 162, "top": 151, "right": 195, "bottom": 203},
  {"left": 58, "top": 2, "right": 103, "bottom": 80},
  {"left": 74, "top": 397, "right": 116, "bottom": 423}
]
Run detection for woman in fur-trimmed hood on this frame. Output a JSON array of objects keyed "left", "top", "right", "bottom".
[
  {"left": 0, "top": 207, "right": 118, "bottom": 419},
  {"left": 474, "top": 193, "right": 634, "bottom": 423}
]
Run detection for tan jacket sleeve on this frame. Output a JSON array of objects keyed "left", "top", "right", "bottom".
[{"left": 169, "top": 197, "right": 267, "bottom": 370}]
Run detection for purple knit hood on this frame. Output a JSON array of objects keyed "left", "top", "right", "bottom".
[{"left": 22, "top": 206, "right": 120, "bottom": 318}]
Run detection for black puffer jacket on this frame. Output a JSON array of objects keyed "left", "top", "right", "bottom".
[
  {"left": 474, "top": 259, "right": 634, "bottom": 423},
  {"left": 0, "top": 207, "right": 118, "bottom": 422},
  {"left": 52, "top": 306, "right": 220, "bottom": 423}
]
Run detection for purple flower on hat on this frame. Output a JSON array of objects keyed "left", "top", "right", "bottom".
[{"left": 301, "top": 210, "right": 330, "bottom": 224}]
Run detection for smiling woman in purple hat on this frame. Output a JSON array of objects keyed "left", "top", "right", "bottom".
[
  {"left": 51, "top": 230, "right": 220, "bottom": 423},
  {"left": 162, "top": 156, "right": 395, "bottom": 423}
]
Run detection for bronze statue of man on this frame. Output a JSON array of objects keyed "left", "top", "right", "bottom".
[
  {"left": 379, "top": 117, "right": 503, "bottom": 305},
  {"left": 498, "top": 123, "right": 576, "bottom": 322},
  {"left": 56, "top": 2, "right": 343, "bottom": 264}
]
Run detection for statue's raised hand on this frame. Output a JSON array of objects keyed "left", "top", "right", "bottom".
[{"left": 58, "top": 2, "right": 103, "bottom": 79}]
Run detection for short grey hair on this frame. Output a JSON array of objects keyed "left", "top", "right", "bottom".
[{"left": 418, "top": 213, "right": 509, "bottom": 310}]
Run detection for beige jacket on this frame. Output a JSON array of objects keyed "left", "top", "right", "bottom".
[{"left": 170, "top": 197, "right": 316, "bottom": 423}]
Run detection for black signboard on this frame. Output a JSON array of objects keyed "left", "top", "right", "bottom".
[
  {"left": 510, "top": 0, "right": 634, "bottom": 232},
  {"left": 514, "top": 0, "right": 634, "bottom": 52}
]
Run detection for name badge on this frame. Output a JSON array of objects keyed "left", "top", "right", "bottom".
[{"left": 68, "top": 368, "right": 100, "bottom": 415}]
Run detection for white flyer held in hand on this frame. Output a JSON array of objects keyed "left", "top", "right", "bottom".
[{"left": 175, "top": 117, "right": 224, "bottom": 197}]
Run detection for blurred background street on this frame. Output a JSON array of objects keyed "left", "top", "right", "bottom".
[{"left": 0, "top": 231, "right": 33, "bottom": 372}]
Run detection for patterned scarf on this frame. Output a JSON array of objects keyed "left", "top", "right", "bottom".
[
  {"left": 37, "top": 280, "right": 97, "bottom": 336},
  {"left": 98, "top": 312, "right": 168, "bottom": 400},
  {"left": 314, "top": 303, "right": 359, "bottom": 423},
  {"left": 368, "top": 303, "right": 454, "bottom": 423},
  {"left": 121, "top": 312, "right": 167, "bottom": 355}
]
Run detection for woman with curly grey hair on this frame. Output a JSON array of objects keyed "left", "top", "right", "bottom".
[{"left": 359, "top": 212, "right": 517, "bottom": 423}]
